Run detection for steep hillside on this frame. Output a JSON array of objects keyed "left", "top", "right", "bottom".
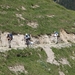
[
  {"left": 0, "top": 0, "right": 75, "bottom": 35},
  {"left": 0, "top": 0, "right": 75, "bottom": 75}
]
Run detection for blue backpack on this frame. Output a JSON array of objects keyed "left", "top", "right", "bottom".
[
  {"left": 7, "top": 33, "right": 13, "bottom": 40},
  {"left": 55, "top": 32, "right": 58, "bottom": 36},
  {"left": 10, "top": 34, "right": 13, "bottom": 40}
]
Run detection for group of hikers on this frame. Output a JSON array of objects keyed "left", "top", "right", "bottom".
[
  {"left": 0, "top": 31, "right": 59, "bottom": 48},
  {"left": 7, "top": 31, "right": 58, "bottom": 48},
  {"left": 6, "top": 33, "right": 31, "bottom": 48}
]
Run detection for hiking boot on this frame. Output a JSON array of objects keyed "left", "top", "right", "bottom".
[{"left": 9, "top": 45, "right": 11, "bottom": 48}]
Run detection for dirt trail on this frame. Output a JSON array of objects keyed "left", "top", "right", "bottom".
[
  {"left": 0, "top": 30, "right": 73, "bottom": 65},
  {"left": 34, "top": 42, "right": 71, "bottom": 65},
  {"left": 39, "top": 44, "right": 59, "bottom": 65}
]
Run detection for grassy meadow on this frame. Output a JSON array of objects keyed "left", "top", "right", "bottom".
[
  {"left": 52, "top": 44, "right": 75, "bottom": 75},
  {"left": 0, "top": 0, "right": 75, "bottom": 35},
  {"left": 0, "top": 45, "right": 75, "bottom": 75}
]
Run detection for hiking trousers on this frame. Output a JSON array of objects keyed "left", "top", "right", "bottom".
[
  {"left": 54, "top": 36, "right": 58, "bottom": 44},
  {"left": 8, "top": 40, "right": 11, "bottom": 48}
]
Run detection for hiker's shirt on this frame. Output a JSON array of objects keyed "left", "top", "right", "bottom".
[
  {"left": 24, "top": 35, "right": 30, "bottom": 40},
  {"left": 53, "top": 33, "right": 58, "bottom": 43},
  {"left": 54, "top": 33, "right": 57, "bottom": 37}
]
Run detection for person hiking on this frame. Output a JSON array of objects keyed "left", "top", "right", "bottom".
[
  {"left": 24, "top": 33, "right": 31, "bottom": 47},
  {"left": 0, "top": 31, "right": 2, "bottom": 46},
  {"left": 7, "top": 33, "right": 13, "bottom": 48},
  {"left": 0, "top": 31, "right": 1, "bottom": 42},
  {"left": 53, "top": 31, "right": 58, "bottom": 44}
]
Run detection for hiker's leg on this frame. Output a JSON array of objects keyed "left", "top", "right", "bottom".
[
  {"left": 28, "top": 40, "right": 31, "bottom": 48},
  {"left": 55, "top": 36, "right": 58, "bottom": 44},
  {"left": 27, "top": 40, "right": 30, "bottom": 48},
  {"left": 8, "top": 40, "right": 11, "bottom": 48},
  {"left": 26, "top": 40, "right": 29, "bottom": 47},
  {"left": 0, "top": 36, "right": 2, "bottom": 46}
]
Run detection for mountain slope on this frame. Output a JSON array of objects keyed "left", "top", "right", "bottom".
[
  {"left": 0, "top": 0, "right": 75, "bottom": 75},
  {"left": 0, "top": 0, "right": 75, "bottom": 35}
]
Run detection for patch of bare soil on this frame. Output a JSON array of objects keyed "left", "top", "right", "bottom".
[
  {"left": 27, "top": 21, "right": 38, "bottom": 28},
  {"left": 40, "top": 45, "right": 59, "bottom": 65},
  {"left": 60, "top": 29, "right": 75, "bottom": 43},
  {"left": 16, "top": 14, "right": 25, "bottom": 20},
  {"left": 8, "top": 65, "right": 28, "bottom": 75},
  {"left": 21, "top": 6, "right": 26, "bottom": 10},
  {"left": 59, "top": 71, "right": 65, "bottom": 75},
  {"left": 31, "top": 5, "right": 40, "bottom": 8},
  {"left": 46, "top": 15, "right": 55, "bottom": 18},
  {"left": 58, "top": 58, "right": 71, "bottom": 67}
]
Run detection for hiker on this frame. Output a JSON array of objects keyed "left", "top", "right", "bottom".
[
  {"left": 53, "top": 31, "right": 58, "bottom": 44},
  {"left": 24, "top": 33, "right": 31, "bottom": 47},
  {"left": 7, "top": 33, "right": 13, "bottom": 48},
  {"left": 0, "top": 31, "right": 2, "bottom": 46},
  {"left": 0, "top": 31, "right": 1, "bottom": 42}
]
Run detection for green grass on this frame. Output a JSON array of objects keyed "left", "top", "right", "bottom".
[
  {"left": 1, "top": 46, "right": 75, "bottom": 75},
  {"left": 0, "top": 47, "right": 65, "bottom": 75},
  {"left": 0, "top": 48, "right": 49, "bottom": 75},
  {"left": 0, "top": 0, "right": 75, "bottom": 35},
  {"left": 52, "top": 44, "right": 75, "bottom": 75},
  {"left": 0, "top": 47, "right": 60, "bottom": 75}
]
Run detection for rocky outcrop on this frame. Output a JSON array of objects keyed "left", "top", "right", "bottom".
[{"left": 60, "top": 29, "right": 75, "bottom": 43}]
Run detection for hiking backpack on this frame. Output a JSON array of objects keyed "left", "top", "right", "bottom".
[{"left": 7, "top": 33, "right": 13, "bottom": 40}]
